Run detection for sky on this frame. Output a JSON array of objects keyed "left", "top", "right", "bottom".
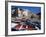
[{"left": 11, "top": 6, "right": 41, "bottom": 14}]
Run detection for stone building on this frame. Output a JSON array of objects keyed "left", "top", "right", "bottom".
[{"left": 12, "top": 8, "right": 39, "bottom": 20}]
